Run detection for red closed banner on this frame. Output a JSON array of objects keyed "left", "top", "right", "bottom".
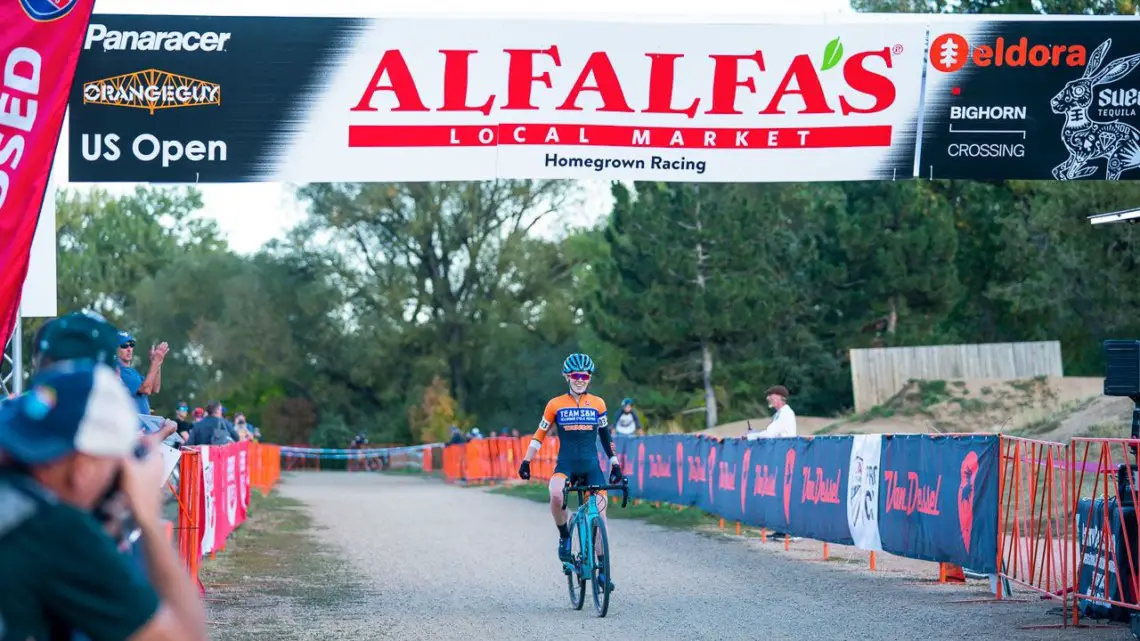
[
  {"left": 198, "top": 441, "right": 251, "bottom": 556},
  {"left": 0, "top": 0, "right": 95, "bottom": 346}
]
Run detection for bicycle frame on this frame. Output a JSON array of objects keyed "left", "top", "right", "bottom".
[{"left": 560, "top": 480, "right": 629, "bottom": 575}]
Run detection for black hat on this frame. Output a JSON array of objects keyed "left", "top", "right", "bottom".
[{"left": 32, "top": 311, "right": 119, "bottom": 369}]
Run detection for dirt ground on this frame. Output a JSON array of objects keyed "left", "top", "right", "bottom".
[
  {"left": 702, "top": 376, "right": 1132, "bottom": 443},
  {"left": 199, "top": 472, "right": 1133, "bottom": 641}
]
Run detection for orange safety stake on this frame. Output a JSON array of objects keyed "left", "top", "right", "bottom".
[
  {"left": 735, "top": 521, "right": 741, "bottom": 536},
  {"left": 823, "top": 543, "right": 829, "bottom": 560},
  {"left": 940, "top": 563, "right": 966, "bottom": 583},
  {"left": 719, "top": 518, "right": 725, "bottom": 530},
  {"left": 869, "top": 551, "right": 877, "bottom": 571}
]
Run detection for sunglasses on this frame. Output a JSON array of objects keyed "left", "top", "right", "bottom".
[
  {"left": 567, "top": 372, "right": 591, "bottom": 382},
  {"left": 120, "top": 341, "right": 136, "bottom": 348}
]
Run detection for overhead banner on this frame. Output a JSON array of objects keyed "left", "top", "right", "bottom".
[
  {"left": 67, "top": 15, "right": 928, "bottom": 183},
  {"left": 921, "top": 20, "right": 1140, "bottom": 181},
  {"left": 0, "top": 0, "right": 95, "bottom": 346}
]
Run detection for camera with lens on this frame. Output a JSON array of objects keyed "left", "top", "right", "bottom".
[{"left": 92, "top": 442, "right": 148, "bottom": 548}]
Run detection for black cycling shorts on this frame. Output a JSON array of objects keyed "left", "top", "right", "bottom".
[{"left": 552, "top": 458, "right": 606, "bottom": 488}]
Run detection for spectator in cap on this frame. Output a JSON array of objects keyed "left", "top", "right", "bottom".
[
  {"left": 116, "top": 331, "right": 169, "bottom": 416},
  {"left": 0, "top": 360, "right": 208, "bottom": 641},
  {"left": 31, "top": 312, "right": 178, "bottom": 442},
  {"left": 746, "top": 385, "right": 797, "bottom": 440},
  {"left": 173, "top": 401, "right": 193, "bottom": 441},
  {"left": 614, "top": 397, "right": 642, "bottom": 437}
]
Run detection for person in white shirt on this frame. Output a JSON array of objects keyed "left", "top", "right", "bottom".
[
  {"left": 746, "top": 385, "right": 797, "bottom": 440},
  {"left": 614, "top": 398, "right": 642, "bottom": 437}
]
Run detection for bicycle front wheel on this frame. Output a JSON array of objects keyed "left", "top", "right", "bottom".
[
  {"left": 566, "top": 514, "right": 586, "bottom": 610},
  {"left": 591, "top": 517, "right": 611, "bottom": 617}
]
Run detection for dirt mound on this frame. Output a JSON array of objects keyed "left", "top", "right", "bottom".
[
  {"left": 700, "top": 377, "right": 1123, "bottom": 439},
  {"left": 1015, "top": 395, "right": 1134, "bottom": 441},
  {"left": 829, "top": 376, "right": 1104, "bottom": 435}
]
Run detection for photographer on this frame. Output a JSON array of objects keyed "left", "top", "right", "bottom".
[{"left": 0, "top": 361, "right": 208, "bottom": 641}]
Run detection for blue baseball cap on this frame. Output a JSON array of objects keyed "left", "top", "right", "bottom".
[
  {"left": 0, "top": 360, "right": 141, "bottom": 465},
  {"left": 117, "top": 331, "right": 136, "bottom": 347},
  {"left": 33, "top": 311, "right": 120, "bottom": 369}
]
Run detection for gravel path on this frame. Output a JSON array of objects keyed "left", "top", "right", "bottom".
[{"left": 279, "top": 472, "right": 1132, "bottom": 641}]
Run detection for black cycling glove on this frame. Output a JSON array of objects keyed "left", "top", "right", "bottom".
[
  {"left": 518, "top": 460, "right": 531, "bottom": 480},
  {"left": 609, "top": 462, "right": 623, "bottom": 485}
]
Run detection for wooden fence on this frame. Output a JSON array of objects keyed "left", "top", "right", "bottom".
[{"left": 849, "top": 341, "right": 1064, "bottom": 413}]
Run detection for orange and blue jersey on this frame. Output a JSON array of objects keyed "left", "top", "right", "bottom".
[{"left": 532, "top": 393, "right": 609, "bottom": 463}]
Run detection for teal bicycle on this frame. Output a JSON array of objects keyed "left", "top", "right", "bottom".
[{"left": 560, "top": 477, "right": 629, "bottom": 617}]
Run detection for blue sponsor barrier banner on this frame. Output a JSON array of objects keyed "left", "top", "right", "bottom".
[
  {"left": 785, "top": 436, "right": 854, "bottom": 545},
  {"left": 614, "top": 432, "right": 999, "bottom": 572},
  {"left": 874, "top": 434, "right": 999, "bottom": 573}
]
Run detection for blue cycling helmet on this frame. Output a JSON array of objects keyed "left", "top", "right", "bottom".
[
  {"left": 621, "top": 397, "right": 633, "bottom": 406},
  {"left": 562, "top": 353, "right": 595, "bottom": 374}
]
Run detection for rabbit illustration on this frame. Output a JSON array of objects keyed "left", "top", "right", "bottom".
[{"left": 1049, "top": 39, "right": 1140, "bottom": 181}]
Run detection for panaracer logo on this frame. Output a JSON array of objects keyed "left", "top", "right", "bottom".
[
  {"left": 83, "top": 70, "right": 221, "bottom": 115},
  {"left": 84, "top": 24, "right": 232, "bottom": 52},
  {"left": 930, "top": 33, "right": 1088, "bottom": 73}
]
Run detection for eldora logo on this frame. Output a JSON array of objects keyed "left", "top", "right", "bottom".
[
  {"left": 783, "top": 447, "right": 796, "bottom": 524},
  {"left": 929, "top": 33, "right": 1089, "bottom": 73},
  {"left": 958, "top": 451, "right": 980, "bottom": 552},
  {"left": 347, "top": 37, "right": 905, "bottom": 150},
  {"left": 19, "top": 0, "right": 78, "bottom": 22}
]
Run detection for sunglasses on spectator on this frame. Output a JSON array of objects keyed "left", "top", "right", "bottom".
[
  {"left": 121, "top": 341, "right": 136, "bottom": 348},
  {"left": 567, "top": 372, "right": 591, "bottom": 382}
]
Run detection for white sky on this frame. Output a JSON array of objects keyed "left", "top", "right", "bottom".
[{"left": 71, "top": 0, "right": 854, "bottom": 254}]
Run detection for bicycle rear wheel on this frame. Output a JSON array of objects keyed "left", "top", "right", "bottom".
[
  {"left": 565, "top": 514, "right": 586, "bottom": 610},
  {"left": 591, "top": 517, "right": 611, "bottom": 617}
]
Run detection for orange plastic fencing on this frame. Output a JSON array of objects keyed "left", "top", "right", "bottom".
[
  {"left": 174, "top": 448, "right": 203, "bottom": 593},
  {"left": 250, "top": 443, "right": 281, "bottom": 494},
  {"left": 175, "top": 442, "right": 283, "bottom": 595},
  {"left": 996, "top": 436, "right": 1075, "bottom": 624},
  {"left": 442, "top": 436, "right": 558, "bottom": 484}
]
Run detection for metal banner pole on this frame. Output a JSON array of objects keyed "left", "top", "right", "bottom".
[{"left": 12, "top": 313, "right": 22, "bottom": 395}]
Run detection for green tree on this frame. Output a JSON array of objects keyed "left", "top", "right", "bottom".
[
  {"left": 591, "top": 182, "right": 826, "bottom": 429},
  {"left": 292, "top": 180, "right": 579, "bottom": 422},
  {"left": 55, "top": 186, "right": 224, "bottom": 324}
]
